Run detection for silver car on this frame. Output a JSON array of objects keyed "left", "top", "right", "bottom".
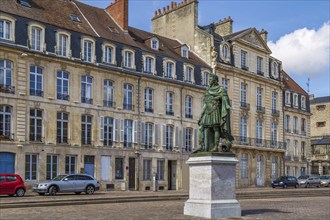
[
  {"left": 297, "top": 175, "right": 321, "bottom": 188},
  {"left": 32, "top": 174, "right": 100, "bottom": 196},
  {"left": 320, "top": 175, "right": 330, "bottom": 187}
]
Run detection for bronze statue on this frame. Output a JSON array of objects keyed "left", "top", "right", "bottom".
[{"left": 194, "top": 74, "right": 234, "bottom": 153}]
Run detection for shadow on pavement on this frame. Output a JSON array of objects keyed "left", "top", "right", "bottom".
[{"left": 242, "top": 209, "right": 292, "bottom": 216}]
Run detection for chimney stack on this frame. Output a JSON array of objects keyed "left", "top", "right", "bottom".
[
  {"left": 106, "top": 0, "right": 128, "bottom": 30},
  {"left": 214, "top": 16, "right": 233, "bottom": 36}
]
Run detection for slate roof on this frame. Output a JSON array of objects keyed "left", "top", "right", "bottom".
[
  {"left": 310, "top": 96, "right": 330, "bottom": 104},
  {"left": 282, "top": 70, "right": 308, "bottom": 96}
]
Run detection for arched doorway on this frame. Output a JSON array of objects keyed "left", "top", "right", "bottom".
[
  {"left": 256, "top": 155, "right": 263, "bottom": 186},
  {"left": 0, "top": 152, "right": 15, "bottom": 174}
]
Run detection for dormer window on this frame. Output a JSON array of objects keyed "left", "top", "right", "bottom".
[
  {"left": 272, "top": 62, "right": 278, "bottom": 78},
  {"left": 0, "top": 14, "right": 15, "bottom": 42},
  {"left": 102, "top": 43, "right": 116, "bottom": 65},
  {"left": 163, "top": 59, "right": 176, "bottom": 79},
  {"left": 181, "top": 46, "right": 189, "bottom": 58},
  {"left": 56, "top": 31, "right": 71, "bottom": 57},
  {"left": 285, "top": 91, "right": 291, "bottom": 106},
  {"left": 143, "top": 55, "right": 155, "bottom": 74},
  {"left": 81, "top": 37, "right": 95, "bottom": 63},
  {"left": 293, "top": 93, "right": 298, "bottom": 108},
  {"left": 222, "top": 45, "right": 228, "bottom": 58},
  {"left": 28, "top": 23, "right": 45, "bottom": 52},
  {"left": 301, "top": 96, "right": 306, "bottom": 109},
  {"left": 202, "top": 71, "right": 210, "bottom": 87},
  {"left": 17, "top": 0, "right": 31, "bottom": 8},
  {"left": 123, "top": 49, "right": 135, "bottom": 69},
  {"left": 151, "top": 38, "right": 159, "bottom": 50},
  {"left": 184, "top": 64, "right": 194, "bottom": 84}
]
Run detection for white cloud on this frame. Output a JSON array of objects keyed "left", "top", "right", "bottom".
[{"left": 268, "top": 22, "right": 330, "bottom": 77}]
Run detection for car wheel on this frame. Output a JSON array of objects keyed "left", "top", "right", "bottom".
[
  {"left": 272, "top": 186, "right": 275, "bottom": 188},
  {"left": 75, "top": 192, "right": 82, "bottom": 195},
  {"left": 48, "top": 186, "right": 57, "bottom": 196},
  {"left": 16, "top": 188, "right": 25, "bottom": 197},
  {"left": 38, "top": 193, "right": 45, "bottom": 196},
  {"left": 85, "top": 185, "right": 95, "bottom": 195}
]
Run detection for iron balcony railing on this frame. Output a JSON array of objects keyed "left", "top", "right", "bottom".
[
  {"left": 301, "top": 155, "right": 306, "bottom": 161},
  {"left": 293, "top": 129, "right": 299, "bottom": 134},
  {"left": 272, "top": 109, "right": 280, "bottom": 117},
  {"left": 29, "top": 134, "right": 43, "bottom": 142},
  {"left": 301, "top": 130, "right": 306, "bottom": 136},
  {"left": 241, "top": 65, "right": 249, "bottom": 71},
  {"left": 123, "top": 104, "right": 134, "bottom": 111},
  {"left": 233, "top": 136, "right": 286, "bottom": 150},
  {"left": 103, "top": 100, "right": 115, "bottom": 108},
  {"left": 294, "top": 156, "right": 299, "bottom": 161},
  {"left": 123, "top": 141, "right": 133, "bottom": 148},
  {"left": 185, "top": 114, "right": 193, "bottom": 119},
  {"left": 30, "top": 89, "right": 43, "bottom": 97},
  {"left": 145, "top": 107, "right": 154, "bottom": 113},
  {"left": 240, "top": 102, "right": 250, "bottom": 110},
  {"left": 166, "top": 110, "right": 174, "bottom": 116},
  {"left": 57, "top": 93, "right": 70, "bottom": 101},
  {"left": 0, "top": 84, "right": 15, "bottom": 94},
  {"left": 285, "top": 128, "right": 291, "bottom": 133},
  {"left": 256, "top": 106, "right": 265, "bottom": 113},
  {"left": 56, "top": 136, "right": 68, "bottom": 144},
  {"left": 103, "top": 140, "right": 113, "bottom": 147},
  {"left": 285, "top": 155, "right": 291, "bottom": 160},
  {"left": 257, "top": 70, "right": 264, "bottom": 76},
  {"left": 81, "top": 97, "right": 93, "bottom": 104}
]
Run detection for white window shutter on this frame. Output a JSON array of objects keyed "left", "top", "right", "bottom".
[
  {"left": 194, "top": 128, "right": 198, "bottom": 148},
  {"left": 100, "top": 116, "right": 104, "bottom": 141},
  {"left": 113, "top": 118, "right": 118, "bottom": 142},
  {"left": 154, "top": 124, "right": 159, "bottom": 146},
  {"left": 162, "top": 124, "right": 166, "bottom": 147},
  {"left": 140, "top": 122, "right": 145, "bottom": 145},
  {"left": 133, "top": 120, "right": 137, "bottom": 143},
  {"left": 175, "top": 126, "right": 179, "bottom": 147},
  {"left": 120, "top": 119, "right": 124, "bottom": 143}
]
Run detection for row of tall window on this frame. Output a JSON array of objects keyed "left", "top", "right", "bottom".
[
  {"left": 0, "top": 105, "right": 196, "bottom": 151},
  {"left": 25, "top": 153, "right": 166, "bottom": 182},
  {"left": 240, "top": 154, "right": 280, "bottom": 180},
  {"left": 240, "top": 49, "right": 279, "bottom": 78},
  {"left": 284, "top": 115, "right": 306, "bottom": 135},
  {"left": 285, "top": 139, "right": 306, "bottom": 158},
  {"left": 285, "top": 91, "right": 306, "bottom": 110},
  {"left": 239, "top": 117, "right": 278, "bottom": 146},
  {"left": 0, "top": 17, "right": 209, "bottom": 85}
]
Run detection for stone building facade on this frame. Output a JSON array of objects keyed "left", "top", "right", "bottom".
[
  {"left": 0, "top": 0, "right": 212, "bottom": 191},
  {"left": 152, "top": 0, "right": 286, "bottom": 187},
  {"left": 309, "top": 96, "right": 330, "bottom": 175},
  {"left": 282, "top": 71, "right": 311, "bottom": 177}
]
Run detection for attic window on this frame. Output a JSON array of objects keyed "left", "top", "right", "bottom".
[
  {"left": 151, "top": 38, "right": 159, "bottom": 50},
  {"left": 70, "top": 15, "right": 81, "bottom": 22},
  {"left": 17, "top": 0, "right": 31, "bottom": 8},
  {"left": 108, "top": 27, "right": 119, "bottom": 34},
  {"left": 181, "top": 46, "right": 189, "bottom": 58}
]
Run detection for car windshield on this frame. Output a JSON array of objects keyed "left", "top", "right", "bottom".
[
  {"left": 320, "top": 176, "right": 330, "bottom": 180},
  {"left": 298, "top": 176, "right": 308, "bottom": 179},
  {"left": 52, "top": 175, "right": 67, "bottom": 181}
]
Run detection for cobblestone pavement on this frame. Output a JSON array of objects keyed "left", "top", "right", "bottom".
[{"left": 1, "top": 196, "right": 329, "bottom": 220}]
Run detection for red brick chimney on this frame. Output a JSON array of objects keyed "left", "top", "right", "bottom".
[{"left": 106, "top": 0, "right": 128, "bottom": 30}]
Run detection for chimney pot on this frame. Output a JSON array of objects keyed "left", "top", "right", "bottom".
[
  {"left": 163, "top": 7, "right": 166, "bottom": 13},
  {"left": 178, "top": 3, "right": 181, "bottom": 7},
  {"left": 158, "top": 9, "right": 161, "bottom": 14},
  {"left": 184, "top": 0, "right": 187, "bottom": 3},
  {"left": 154, "top": 11, "right": 157, "bottom": 17},
  {"left": 174, "top": 2, "right": 177, "bottom": 8}
]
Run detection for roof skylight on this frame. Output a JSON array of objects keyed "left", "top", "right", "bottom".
[
  {"left": 70, "top": 15, "right": 81, "bottom": 22},
  {"left": 18, "top": 0, "right": 31, "bottom": 8}
]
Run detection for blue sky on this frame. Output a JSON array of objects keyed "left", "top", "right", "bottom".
[{"left": 82, "top": 0, "right": 330, "bottom": 97}]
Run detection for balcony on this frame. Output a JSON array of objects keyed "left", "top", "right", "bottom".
[
  {"left": 185, "top": 114, "right": 193, "bottom": 119},
  {"left": 166, "top": 145, "right": 173, "bottom": 150},
  {"left": 301, "top": 130, "right": 306, "bottom": 136},
  {"left": 293, "top": 129, "right": 299, "bottom": 135},
  {"left": 0, "top": 84, "right": 15, "bottom": 94},
  {"left": 30, "top": 89, "right": 43, "bottom": 97},
  {"left": 294, "top": 156, "right": 299, "bottom": 161},
  {"left": 81, "top": 97, "right": 93, "bottom": 104},
  {"left": 241, "top": 65, "right": 249, "bottom": 71},
  {"left": 285, "top": 128, "right": 291, "bottom": 133},
  {"left": 272, "top": 109, "right": 280, "bottom": 117},
  {"left": 29, "top": 134, "right": 43, "bottom": 142},
  {"left": 124, "top": 141, "right": 133, "bottom": 148},
  {"left": 240, "top": 102, "right": 250, "bottom": 110},
  {"left": 143, "top": 144, "right": 153, "bottom": 149},
  {"left": 257, "top": 70, "right": 264, "bottom": 76},
  {"left": 145, "top": 107, "right": 154, "bottom": 113},
  {"left": 0, "top": 134, "right": 13, "bottom": 141},
  {"left": 256, "top": 106, "right": 265, "bottom": 114},
  {"left": 301, "top": 155, "right": 306, "bottom": 161},
  {"left": 103, "top": 140, "right": 113, "bottom": 147},
  {"left": 56, "top": 136, "right": 68, "bottom": 144},
  {"left": 103, "top": 100, "right": 116, "bottom": 108},
  {"left": 123, "top": 104, "right": 134, "bottom": 111},
  {"left": 164, "top": 75, "right": 174, "bottom": 79},
  {"left": 57, "top": 93, "right": 70, "bottom": 101},
  {"left": 166, "top": 110, "right": 174, "bottom": 116},
  {"left": 285, "top": 155, "right": 291, "bottom": 160}
]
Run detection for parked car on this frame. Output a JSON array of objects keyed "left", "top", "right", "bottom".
[
  {"left": 272, "top": 176, "right": 298, "bottom": 188},
  {"left": 32, "top": 174, "right": 100, "bottom": 196},
  {"left": 297, "top": 175, "right": 321, "bottom": 188},
  {"left": 0, "top": 174, "right": 26, "bottom": 197},
  {"left": 320, "top": 175, "right": 330, "bottom": 187}
]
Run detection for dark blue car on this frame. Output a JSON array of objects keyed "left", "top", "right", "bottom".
[{"left": 272, "top": 176, "right": 298, "bottom": 188}]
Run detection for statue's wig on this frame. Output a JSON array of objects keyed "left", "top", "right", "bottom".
[{"left": 210, "top": 74, "right": 219, "bottom": 83}]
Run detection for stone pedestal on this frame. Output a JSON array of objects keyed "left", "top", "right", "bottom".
[{"left": 184, "top": 153, "right": 241, "bottom": 219}]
